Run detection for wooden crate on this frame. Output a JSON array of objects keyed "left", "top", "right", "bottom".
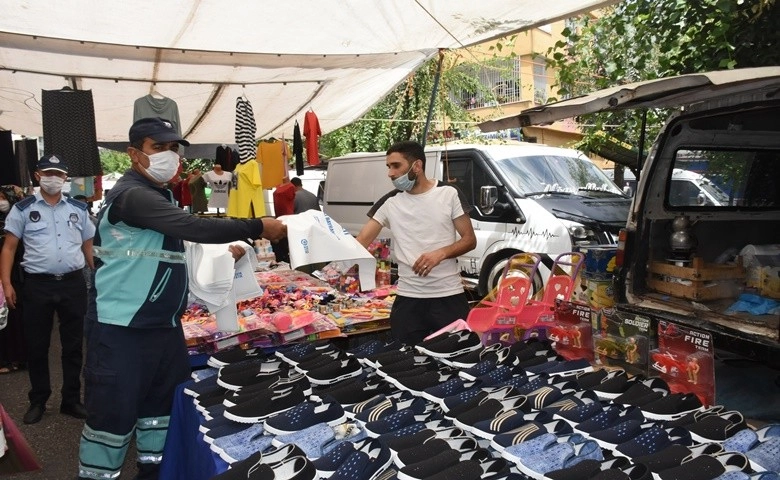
[{"left": 646, "top": 257, "right": 744, "bottom": 301}]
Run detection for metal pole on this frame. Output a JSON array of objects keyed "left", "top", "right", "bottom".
[
  {"left": 421, "top": 50, "right": 445, "bottom": 147},
  {"left": 636, "top": 109, "right": 648, "bottom": 178}
]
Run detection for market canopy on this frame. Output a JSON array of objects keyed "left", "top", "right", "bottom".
[{"left": 0, "top": 0, "right": 618, "bottom": 145}]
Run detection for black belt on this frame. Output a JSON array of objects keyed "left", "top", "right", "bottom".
[{"left": 24, "top": 270, "right": 83, "bottom": 281}]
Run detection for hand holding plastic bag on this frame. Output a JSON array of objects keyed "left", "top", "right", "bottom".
[{"left": 280, "top": 210, "right": 376, "bottom": 291}]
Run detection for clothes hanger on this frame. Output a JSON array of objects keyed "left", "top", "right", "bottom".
[{"left": 149, "top": 85, "right": 166, "bottom": 99}]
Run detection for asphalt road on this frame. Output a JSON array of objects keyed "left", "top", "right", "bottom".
[{"left": 0, "top": 328, "right": 137, "bottom": 480}]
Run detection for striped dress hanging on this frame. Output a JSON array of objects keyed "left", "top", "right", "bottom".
[{"left": 235, "top": 97, "right": 257, "bottom": 163}]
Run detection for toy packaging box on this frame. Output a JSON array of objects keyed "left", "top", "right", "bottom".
[
  {"left": 593, "top": 308, "right": 652, "bottom": 376},
  {"left": 539, "top": 300, "right": 594, "bottom": 362},
  {"left": 650, "top": 320, "right": 715, "bottom": 406}
]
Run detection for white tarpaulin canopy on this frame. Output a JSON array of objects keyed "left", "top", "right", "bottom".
[{"left": 0, "top": 0, "right": 617, "bottom": 144}]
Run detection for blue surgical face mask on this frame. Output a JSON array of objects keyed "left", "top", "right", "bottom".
[{"left": 392, "top": 161, "right": 418, "bottom": 192}]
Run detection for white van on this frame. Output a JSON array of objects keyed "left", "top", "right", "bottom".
[
  {"left": 604, "top": 168, "right": 728, "bottom": 205},
  {"left": 669, "top": 168, "right": 729, "bottom": 207},
  {"left": 323, "top": 143, "right": 630, "bottom": 295}
]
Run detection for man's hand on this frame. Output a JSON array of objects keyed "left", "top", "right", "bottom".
[
  {"left": 3, "top": 283, "right": 16, "bottom": 309},
  {"left": 228, "top": 244, "right": 246, "bottom": 262},
  {"left": 260, "top": 217, "right": 287, "bottom": 243}
]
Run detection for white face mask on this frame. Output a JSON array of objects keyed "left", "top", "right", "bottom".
[
  {"left": 392, "top": 161, "right": 418, "bottom": 192},
  {"left": 39, "top": 176, "right": 65, "bottom": 195},
  {"left": 0, "top": 200, "right": 9, "bottom": 213},
  {"left": 143, "top": 150, "right": 180, "bottom": 183}
]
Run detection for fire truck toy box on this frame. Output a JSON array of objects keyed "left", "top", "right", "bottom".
[
  {"left": 594, "top": 308, "right": 652, "bottom": 376},
  {"left": 650, "top": 320, "right": 715, "bottom": 406}
]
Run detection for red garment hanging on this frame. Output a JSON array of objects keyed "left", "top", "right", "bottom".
[{"left": 303, "top": 110, "right": 321, "bottom": 166}]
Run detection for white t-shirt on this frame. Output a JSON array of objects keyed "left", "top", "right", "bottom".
[
  {"left": 371, "top": 181, "right": 467, "bottom": 298},
  {"left": 203, "top": 170, "right": 233, "bottom": 209}
]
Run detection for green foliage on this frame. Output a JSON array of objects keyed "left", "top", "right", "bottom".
[
  {"left": 320, "top": 53, "right": 482, "bottom": 157},
  {"left": 98, "top": 148, "right": 131, "bottom": 173},
  {"left": 98, "top": 147, "right": 211, "bottom": 175},
  {"left": 545, "top": 0, "right": 779, "bottom": 168}
]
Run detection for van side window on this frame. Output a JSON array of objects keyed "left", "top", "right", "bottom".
[
  {"left": 670, "top": 148, "right": 780, "bottom": 208},
  {"left": 442, "top": 158, "right": 474, "bottom": 205}
]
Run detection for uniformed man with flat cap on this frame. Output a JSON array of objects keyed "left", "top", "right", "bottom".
[{"left": 1, "top": 153, "right": 95, "bottom": 424}]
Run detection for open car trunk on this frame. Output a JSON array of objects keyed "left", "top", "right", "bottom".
[{"left": 481, "top": 67, "right": 780, "bottom": 364}]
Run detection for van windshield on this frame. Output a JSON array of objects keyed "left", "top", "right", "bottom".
[{"left": 493, "top": 154, "right": 624, "bottom": 196}]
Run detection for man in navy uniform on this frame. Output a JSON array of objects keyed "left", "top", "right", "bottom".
[
  {"left": 77, "top": 117, "right": 286, "bottom": 480},
  {"left": 1, "top": 154, "right": 95, "bottom": 424}
]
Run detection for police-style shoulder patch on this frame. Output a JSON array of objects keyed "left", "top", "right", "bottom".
[
  {"left": 15, "top": 196, "right": 35, "bottom": 211},
  {"left": 66, "top": 197, "right": 88, "bottom": 210}
]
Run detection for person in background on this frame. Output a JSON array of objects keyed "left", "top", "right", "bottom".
[
  {"left": 0, "top": 185, "right": 29, "bottom": 376},
  {"left": 273, "top": 175, "right": 296, "bottom": 217},
  {"left": 1, "top": 156, "right": 95, "bottom": 425},
  {"left": 271, "top": 176, "right": 295, "bottom": 264},
  {"left": 77, "top": 117, "right": 286, "bottom": 480},
  {"left": 292, "top": 176, "right": 321, "bottom": 213},
  {"left": 356, "top": 140, "right": 476, "bottom": 345}
]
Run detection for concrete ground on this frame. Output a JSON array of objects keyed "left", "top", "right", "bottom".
[
  {"left": 0, "top": 328, "right": 137, "bottom": 480},
  {"left": 0, "top": 329, "right": 778, "bottom": 479}
]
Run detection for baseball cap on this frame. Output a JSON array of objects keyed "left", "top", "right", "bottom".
[
  {"left": 129, "top": 117, "right": 190, "bottom": 146},
  {"left": 37, "top": 154, "right": 68, "bottom": 174}
]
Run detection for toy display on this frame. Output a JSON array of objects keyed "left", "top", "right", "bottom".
[
  {"left": 650, "top": 320, "right": 716, "bottom": 406},
  {"left": 593, "top": 308, "right": 652, "bottom": 376},
  {"left": 467, "top": 252, "right": 584, "bottom": 333},
  {"left": 544, "top": 300, "right": 594, "bottom": 362}
]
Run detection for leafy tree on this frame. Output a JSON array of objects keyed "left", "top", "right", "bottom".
[
  {"left": 545, "top": 0, "right": 779, "bottom": 174},
  {"left": 320, "top": 50, "right": 507, "bottom": 158},
  {"left": 99, "top": 148, "right": 131, "bottom": 173}
]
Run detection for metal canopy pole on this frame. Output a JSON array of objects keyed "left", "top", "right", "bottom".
[{"left": 420, "top": 49, "right": 445, "bottom": 148}]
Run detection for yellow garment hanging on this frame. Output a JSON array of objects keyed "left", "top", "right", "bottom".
[
  {"left": 258, "top": 139, "right": 286, "bottom": 188},
  {"left": 227, "top": 159, "right": 266, "bottom": 218}
]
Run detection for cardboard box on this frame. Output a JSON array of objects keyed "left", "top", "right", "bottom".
[
  {"left": 577, "top": 246, "right": 617, "bottom": 279},
  {"left": 760, "top": 266, "right": 780, "bottom": 299}
]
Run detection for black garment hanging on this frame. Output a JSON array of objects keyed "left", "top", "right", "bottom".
[
  {"left": 14, "top": 138, "right": 38, "bottom": 188},
  {"left": 0, "top": 130, "right": 17, "bottom": 186},
  {"left": 41, "top": 88, "right": 102, "bottom": 177},
  {"left": 293, "top": 120, "right": 304, "bottom": 176}
]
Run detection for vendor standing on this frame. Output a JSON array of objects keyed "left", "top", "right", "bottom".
[
  {"left": 1, "top": 155, "right": 95, "bottom": 425},
  {"left": 77, "top": 117, "right": 286, "bottom": 480}
]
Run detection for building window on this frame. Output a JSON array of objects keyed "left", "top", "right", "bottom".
[
  {"left": 452, "top": 58, "right": 521, "bottom": 109},
  {"left": 533, "top": 57, "right": 547, "bottom": 105}
]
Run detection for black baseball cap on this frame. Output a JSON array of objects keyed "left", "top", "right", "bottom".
[
  {"left": 37, "top": 154, "right": 69, "bottom": 174},
  {"left": 129, "top": 117, "right": 190, "bottom": 146}
]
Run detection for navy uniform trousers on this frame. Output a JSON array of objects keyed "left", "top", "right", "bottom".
[
  {"left": 22, "top": 271, "right": 87, "bottom": 407},
  {"left": 79, "top": 303, "right": 190, "bottom": 480}
]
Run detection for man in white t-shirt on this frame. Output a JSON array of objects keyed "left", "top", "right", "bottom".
[{"left": 356, "top": 140, "right": 476, "bottom": 345}]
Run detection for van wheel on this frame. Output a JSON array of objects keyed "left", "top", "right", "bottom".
[{"left": 478, "top": 251, "right": 543, "bottom": 298}]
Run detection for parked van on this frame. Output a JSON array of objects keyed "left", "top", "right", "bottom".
[
  {"left": 323, "top": 143, "right": 630, "bottom": 296},
  {"left": 505, "top": 67, "right": 780, "bottom": 365}
]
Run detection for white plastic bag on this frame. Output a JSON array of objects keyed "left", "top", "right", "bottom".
[{"left": 281, "top": 210, "right": 376, "bottom": 291}]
